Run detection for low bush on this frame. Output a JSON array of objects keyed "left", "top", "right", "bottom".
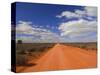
[{"left": 16, "top": 54, "right": 28, "bottom": 66}]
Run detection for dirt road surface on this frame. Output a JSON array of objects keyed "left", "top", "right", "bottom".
[{"left": 22, "top": 43, "right": 97, "bottom": 72}]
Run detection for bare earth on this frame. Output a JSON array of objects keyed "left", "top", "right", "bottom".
[{"left": 19, "top": 43, "right": 97, "bottom": 72}]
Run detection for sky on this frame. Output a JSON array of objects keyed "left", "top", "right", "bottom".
[{"left": 14, "top": 2, "right": 97, "bottom": 43}]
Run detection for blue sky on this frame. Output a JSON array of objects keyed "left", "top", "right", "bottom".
[{"left": 15, "top": 2, "right": 97, "bottom": 43}]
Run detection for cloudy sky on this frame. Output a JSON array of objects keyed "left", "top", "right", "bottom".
[{"left": 15, "top": 2, "right": 97, "bottom": 43}]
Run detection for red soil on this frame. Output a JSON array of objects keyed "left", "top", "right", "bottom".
[{"left": 22, "top": 43, "right": 97, "bottom": 72}]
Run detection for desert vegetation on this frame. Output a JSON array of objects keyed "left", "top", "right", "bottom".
[
  {"left": 16, "top": 43, "right": 55, "bottom": 66},
  {"left": 62, "top": 42, "right": 97, "bottom": 50}
]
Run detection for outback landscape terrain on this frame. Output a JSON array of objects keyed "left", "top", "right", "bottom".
[
  {"left": 16, "top": 42, "right": 97, "bottom": 72},
  {"left": 13, "top": 2, "right": 97, "bottom": 73}
]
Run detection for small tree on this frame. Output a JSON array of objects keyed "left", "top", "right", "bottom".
[{"left": 17, "top": 40, "right": 22, "bottom": 44}]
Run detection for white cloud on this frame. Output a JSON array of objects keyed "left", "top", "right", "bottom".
[
  {"left": 75, "top": 10, "right": 86, "bottom": 15},
  {"left": 16, "top": 20, "right": 97, "bottom": 42},
  {"left": 56, "top": 6, "right": 97, "bottom": 19},
  {"left": 16, "top": 21, "right": 60, "bottom": 43},
  {"left": 56, "top": 11, "right": 81, "bottom": 19},
  {"left": 58, "top": 19, "right": 97, "bottom": 42},
  {"left": 16, "top": 21, "right": 50, "bottom": 35},
  {"left": 16, "top": 21, "right": 35, "bottom": 35},
  {"left": 56, "top": 6, "right": 97, "bottom": 42}
]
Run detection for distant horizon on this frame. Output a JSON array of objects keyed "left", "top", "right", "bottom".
[
  {"left": 14, "top": 2, "right": 97, "bottom": 43},
  {"left": 16, "top": 39, "right": 97, "bottom": 43}
]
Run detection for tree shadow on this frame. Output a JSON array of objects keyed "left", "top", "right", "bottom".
[
  {"left": 24, "top": 63, "right": 37, "bottom": 67},
  {"left": 17, "top": 63, "right": 37, "bottom": 67}
]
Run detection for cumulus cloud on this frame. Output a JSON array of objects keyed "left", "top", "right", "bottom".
[
  {"left": 16, "top": 21, "right": 60, "bottom": 43},
  {"left": 58, "top": 19, "right": 97, "bottom": 42},
  {"left": 56, "top": 11, "right": 81, "bottom": 18},
  {"left": 56, "top": 6, "right": 97, "bottom": 19},
  {"left": 56, "top": 6, "right": 97, "bottom": 42},
  {"left": 16, "top": 21, "right": 51, "bottom": 35},
  {"left": 16, "top": 21, "right": 35, "bottom": 35}
]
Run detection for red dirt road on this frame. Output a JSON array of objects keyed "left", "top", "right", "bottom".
[{"left": 23, "top": 44, "right": 97, "bottom": 72}]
